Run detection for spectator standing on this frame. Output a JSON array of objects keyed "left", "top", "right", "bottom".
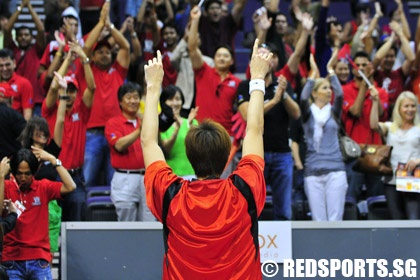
[
  {"left": 373, "top": 21, "right": 415, "bottom": 114},
  {"left": 0, "top": 148, "right": 75, "bottom": 279},
  {"left": 370, "top": 91, "right": 420, "bottom": 219},
  {"left": 0, "top": 48, "right": 34, "bottom": 120},
  {"left": 142, "top": 39, "right": 268, "bottom": 279},
  {"left": 81, "top": 2, "right": 130, "bottom": 188},
  {"left": 238, "top": 42, "right": 301, "bottom": 222},
  {"left": 300, "top": 51, "right": 348, "bottom": 221},
  {"left": 42, "top": 45, "right": 95, "bottom": 221},
  {"left": 3, "top": 0, "right": 46, "bottom": 116},
  {"left": 105, "top": 82, "right": 155, "bottom": 221},
  {"left": 342, "top": 51, "right": 388, "bottom": 202},
  {"left": 188, "top": 5, "right": 240, "bottom": 136}
]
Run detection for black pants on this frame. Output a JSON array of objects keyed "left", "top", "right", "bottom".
[{"left": 384, "top": 184, "right": 420, "bottom": 219}]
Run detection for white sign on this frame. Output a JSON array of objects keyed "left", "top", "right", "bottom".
[{"left": 259, "top": 221, "right": 292, "bottom": 263}]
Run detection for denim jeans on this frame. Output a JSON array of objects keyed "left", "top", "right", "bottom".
[
  {"left": 345, "top": 159, "right": 384, "bottom": 202},
  {"left": 292, "top": 168, "right": 306, "bottom": 203},
  {"left": 59, "top": 169, "right": 86, "bottom": 221},
  {"left": 83, "top": 131, "right": 114, "bottom": 188},
  {"left": 264, "top": 152, "right": 293, "bottom": 220},
  {"left": 2, "top": 259, "right": 52, "bottom": 280}
]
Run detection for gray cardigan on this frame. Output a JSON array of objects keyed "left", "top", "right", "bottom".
[{"left": 300, "top": 75, "right": 346, "bottom": 177}]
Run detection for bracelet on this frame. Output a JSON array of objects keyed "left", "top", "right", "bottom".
[
  {"left": 58, "top": 95, "right": 70, "bottom": 100},
  {"left": 56, "top": 51, "right": 63, "bottom": 57},
  {"left": 328, "top": 69, "right": 335, "bottom": 75},
  {"left": 249, "top": 79, "right": 265, "bottom": 95},
  {"left": 131, "top": 32, "right": 137, "bottom": 38},
  {"left": 109, "top": 23, "right": 115, "bottom": 30},
  {"left": 17, "top": 6, "right": 22, "bottom": 12},
  {"left": 282, "top": 92, "right": 288, "bottom": 101},
  {"left": 81, "top": 57, "right": 90, "bottom": 65}
]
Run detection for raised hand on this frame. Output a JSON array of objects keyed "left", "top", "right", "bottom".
[
  {"left": 250, "top": 39, "right": 273, "bottom": 80},
  {"left": 144, "top": 51, "right": 164, "bottom": 91},
  {"left": 188, "top": 107, "right": 199, "bottom": 126},
  {"left": 190, "top": 5, "right": 201, "bottom": 20},
  {"left": 301, "top": 13, "right": 314, "bottom": 32},
  {"left": 31, "top": 146, "right": 55, "bottom": 163},
  {"left": 53, "top": 72, "right": 68, "bottom": 90},
  {"left": 0, "top": 157, "right": 10, "bottom": 178},
  {"left": 369, "top": 85, "right": 379, "bottom": 101},
  {"left": 54, "top": 30, "right": 66, "bottom": 47}
]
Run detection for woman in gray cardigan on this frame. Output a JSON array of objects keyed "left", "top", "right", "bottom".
[{"left": 300, "top": 50, "right": 348, "bottom": 221}]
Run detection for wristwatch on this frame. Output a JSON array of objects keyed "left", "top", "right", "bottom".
[{"left": 54, "top": 159, "right": 62, "bottom": 168}]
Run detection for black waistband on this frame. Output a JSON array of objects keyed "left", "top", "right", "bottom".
[
  {"left": 116, "top": 169, "right": 145, "bottom": 175},
  {"left": 87, "top": 127, "right": 105, "bottom": 134}
]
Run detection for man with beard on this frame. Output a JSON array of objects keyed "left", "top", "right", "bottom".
[{"left": 3, "top": 0, "right": 46, "bottom": 116}]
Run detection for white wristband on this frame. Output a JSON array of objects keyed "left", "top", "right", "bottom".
[{"left": 249, "top": 79, "right": 265, "bottom": 95}]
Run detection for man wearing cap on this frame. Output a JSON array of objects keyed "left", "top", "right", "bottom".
[
  {"left": 0, "top": 82, "right": 26, "bottom": 160},
  {"left": 79, "top": 4, "right": 130, "bottom": 189},
  {"left": 105, "top": 82, "right": 155, "bottom": 221},
  {"left": 3, "top": 0, "right": 46, "bottom": 116},
  {"left": 42, "top": 45, "right": 95, "bottom": 221},
  {"left": 0, "top": 48, "right": 34, "bottom": 121}
]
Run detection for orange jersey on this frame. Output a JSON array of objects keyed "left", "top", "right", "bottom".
[{"left": 145, "top": 155, "right": 266, "bottom": 279}]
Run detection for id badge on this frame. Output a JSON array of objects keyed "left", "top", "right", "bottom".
[{"left": 14, "top": 200, "right": 26, "bottom": 218}]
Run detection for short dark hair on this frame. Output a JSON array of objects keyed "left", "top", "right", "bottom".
[
  {"left": 353, "top": 51, "right": 371, "bottom": 62},
  {"left": 185, "top": 120, "right": 231, "bottom": 178},
  {"left": 0, "top": 48, "right": 14, "bottom": 60},
  {"left": 160, "top": 85, "right": 185, "bottom": 106},
  {"left": 9, "top": 149, "right": 39, "bottom": 176},
  {"left": 18, "top": 116, "right": 51, "bottom": 149},
  {"left": 161, "top": 22, "right": 178, "bottom": 37},
  {"left": 15, "top": 25, "right": 32, "bottom": 36},
  {"left": 204, "top": 0, "right": 222, "bottom": 11},
  {"left": 117, "top": 82, "right": 142, "bottom": 103}
]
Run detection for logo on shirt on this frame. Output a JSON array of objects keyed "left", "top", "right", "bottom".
[
  {"left": 108, "top": 67, "right": 116, "bottom": 74},
  {"left": 228, "top": 81, "right": 237, "bottom": 88},
  {"left": 110, "top": 133, "right": 116, "bottom": 140},
  {"left": 11, "top": 84, "right": 18, "bottom": 92},
  {"left": 72, "top": 113, "right": 80, "bottom": 122},
  {"left": 32, "top": 196, "right": 41, "bottom": 206}
]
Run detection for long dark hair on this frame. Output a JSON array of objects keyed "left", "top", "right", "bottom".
[{"left": 17, "top": 116, "right": 50, "bottom": 149}]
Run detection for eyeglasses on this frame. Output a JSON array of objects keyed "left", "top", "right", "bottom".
[{"left": 15, "top": 171, "right": 32, "bottom": 176}]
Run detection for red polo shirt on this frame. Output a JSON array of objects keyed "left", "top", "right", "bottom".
[
  {"left": 8, "top": 72, "right": 34, "bottom": 113},
  {"left": 194, "top": 63, "right": 240, "bottom": 135},
  {"left": 3, "top": 178, "right": 62, "bottom": 262},
  {"left": 80, "top": 61, "right": 127, "bottom": 129},
  {"left": 374, "top": 68, "right": 405, "bottom": 105},
  {"left": 11, "top": 42, "right": 44, "bottom": 104},
  {"left": 342, "top": 81, "right": 388, "bottom": 144},
  {"left": 105, "top": 114, "right": 145, "bottom": 169},
  {"left": 144, "top": 155, "right": 265, "bottom": 280},
  {"left": 42, "top": 99, "right": 90, "bottom": 169}
]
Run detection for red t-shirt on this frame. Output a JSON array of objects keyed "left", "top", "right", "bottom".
[
  {"left": 342, "top": 81, "right": 389, "bottom": 144},
  {"left": 3, "top": 178, "right": 62, "bottom": 262},
  {"left": 144, "top": 155, "right": 266, "bottom": 280},
  {"left": 105, "top": 114, "right": 145, "bottom": 169},
  {"left": 161, "top": 51, "right": 178, "bottom": 88},
  {"left": 9, "top": 72, "right": 34, "bottom": 113},
  {"left": 194, "top": 63, "right": 240, "bottom": 135},
  {"left": 42, "top": 99, "right": 91, "bottom": 169},
  {"left": 374, "top": 68, "right": 405, "bottom": 105},
  {"left": 84, "top": 61, "right": 128, "bottom": 128},
  {"left": 11, "top": 42, "right": 44, "bottom": 104}
]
